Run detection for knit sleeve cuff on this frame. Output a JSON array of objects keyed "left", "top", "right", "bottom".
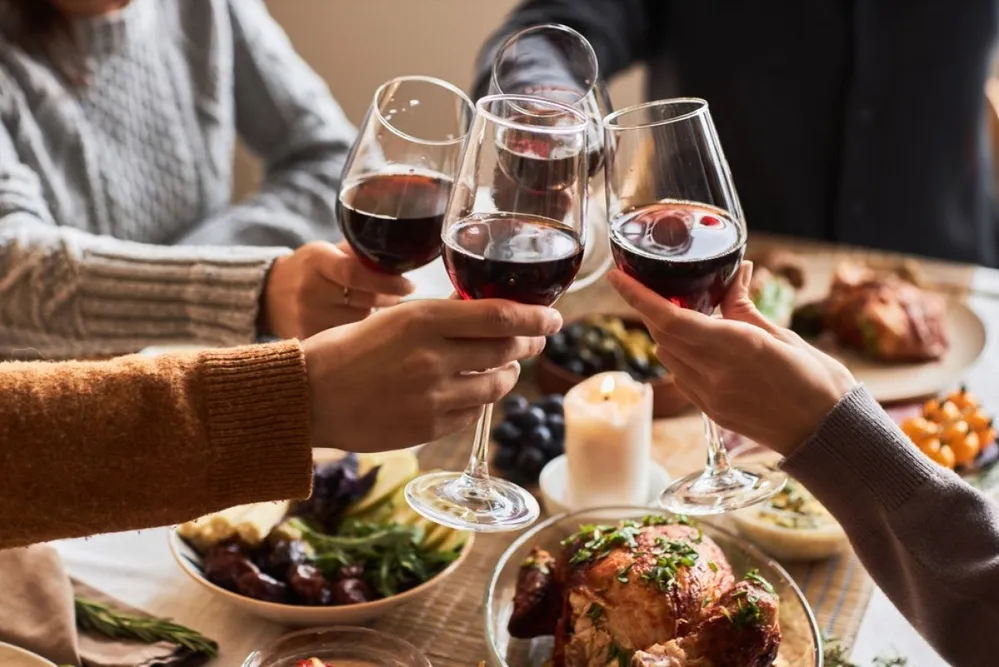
[
  {"left": 781, "top": 385, "right": 938, "bottom": 538},
  {"left": 198, "top": 340, "right": 313, "bottom": 505}
]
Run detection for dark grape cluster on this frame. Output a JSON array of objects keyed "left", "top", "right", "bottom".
[
  {"left": 492, "top": 393, "right": 565, "bottom": 483},
  {"left": 543, "top": 315, "right": 669, "bottom": 381}
]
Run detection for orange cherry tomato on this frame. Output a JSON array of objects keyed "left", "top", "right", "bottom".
[
  {"left": 941, "top": 420, "right": 970, "bottom": 445},
  {"left": 919, "top": 437, "right": 942, "bottom": 457},
  {"left": 967, "top": 410, "right": 992, "bottom": 433},
  {"left": 940, "top": 401, "right": 962, "bottom": 422},
  {"left": 931, "top": 444, "right": 957, "bottom": 469},
  {"left": 952, "top": 432, "right": 981, "bottom": 467}
]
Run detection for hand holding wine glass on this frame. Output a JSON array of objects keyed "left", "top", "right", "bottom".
[
  {"left": 603, "top": 98, "right": 787, "bottom": 514},
  {"left": 405, "top": 94, "right": 590, "bottom": 532},
  {"left": 608, "top": 264, "right": 857, "bottom": 456}
]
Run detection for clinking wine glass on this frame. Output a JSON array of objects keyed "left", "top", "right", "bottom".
[
  {"left": 405, "top": 94, "right": 590, "bottom": 532},
  {"left": 489, "top": 23, "right": 614, "bottom": 292},
  {"left": 603, "top": 97, "right": 788, "bottom": 515},
  {"left": 337, "top": 75, "right": 474, "bottom": 274}
]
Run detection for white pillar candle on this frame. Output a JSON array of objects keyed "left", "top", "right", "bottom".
[{"left": 564, "top": 372, "right": 652, "bottom": 509}]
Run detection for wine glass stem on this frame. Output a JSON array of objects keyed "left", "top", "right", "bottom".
[
  {"left": 702, "top": 414, "right": 732, "bottom": 475},
  {"left": 464, "top": 403, "right": 495, "bottom": 480}
]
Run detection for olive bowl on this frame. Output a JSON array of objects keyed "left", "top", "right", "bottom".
[
  {"left": 537, "top": 315, "right": 693, "bottom": 418},
  {"left": 168, "top": 527, "right": 474, "bottom": 627}
]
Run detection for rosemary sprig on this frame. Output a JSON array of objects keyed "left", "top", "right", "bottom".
[{"left": 74, "top": 597, "right": 218, "bottom": 658}]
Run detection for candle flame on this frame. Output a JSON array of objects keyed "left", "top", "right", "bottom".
[{"left": 600, "top": 374, "right": 616, "bottom": 399}]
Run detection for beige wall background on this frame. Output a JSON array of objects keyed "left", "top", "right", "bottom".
[{"left": 234, "top": 0, "right": 646, "bottom": 196}]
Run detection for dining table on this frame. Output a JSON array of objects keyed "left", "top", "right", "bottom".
[{"left": 52, "top": 233, "right": 999, "bottom": 667}]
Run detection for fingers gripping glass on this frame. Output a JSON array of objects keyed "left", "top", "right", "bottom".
[
  {"left": 337, "top": 75, "right": 474, "bottom": 275},
  {"left": 405, "top": 95, "right": 590, "bottom": 532},
  {"left": 603, "top": 98, "right": 787, "bottom": 514}
]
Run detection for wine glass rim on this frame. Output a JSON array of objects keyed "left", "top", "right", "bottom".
[
  {"left": 603, "top": 97, "right": 710, "bottom": 131},
  {"left": 489, "top": 22, "right": 601, "bottom": 104},
  {"left": 476, "top": 93, "right": 589, "bottom": 134},
  {"left": 372, "top": 74, "right": 475, "bottom": 147}
]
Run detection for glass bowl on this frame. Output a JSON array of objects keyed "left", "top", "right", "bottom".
[
  {"left": 484, "top": 507, "right": 822, "bottom": 667},
  {"left": 242, "top": 627, "right": 431, "bottom": 667}
]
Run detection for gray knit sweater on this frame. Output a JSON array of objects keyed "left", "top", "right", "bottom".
[{"left": 0, "top": 0, "right": 355, "bottom": 358}]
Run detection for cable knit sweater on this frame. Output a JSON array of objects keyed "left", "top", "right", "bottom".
[{"left": 0, "top": 0, "right": 355, "bottom": 358}]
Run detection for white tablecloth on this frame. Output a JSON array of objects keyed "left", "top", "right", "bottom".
[{"left": 54, "top": 528, "right": 946, "bottom": 667}]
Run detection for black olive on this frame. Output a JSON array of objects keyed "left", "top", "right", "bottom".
[
  {"left": 517, "top": 447, "right": 547, "bottom": 477},
  {"left": 545, "top": 333, "right": 569, "bottom": 362},
  {"left": 501, "top": 394, "right": 530, "bottom": 414},
  {"left": 235, "top": 571, "right": 289, "bottom": 603},
  {"left": 332, "top": 578, "right": 374, "bottom": 605},
  {"left": 494, "top": 446, "right": 518, "bottom": 470},
  {"left": 287, "top": 563, "right": 332, "bottom": 605},
  {"left": 581, "top": 329, "right": 604, "bottom": 350},
  {"left": 526, "top": 425, "right": 553, "bottom": 450},
  {"left": 543, "top": 439, "right": 565, "bottom": 459},
  {"left": 535, "top": 395, "right": 564, "bottom": 415},
  {"left": 546, "top": 413, "right": 565, "bottom": 441},
  {"left": 578, "top": 349, "right": 601, "bottom": 376},
  {"left": 509, "top": 406, "right": 546, "bottom": 430},
  {"left": 492, "top": 421, "right": 523, "bottom": 448},
  {"left": 563, "top": 358, "right": 586, "bottom": 376},
  {"left": 563, "top": 323, "right": 585, "bottom": 344}
]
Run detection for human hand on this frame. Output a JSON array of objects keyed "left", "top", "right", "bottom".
[
  {"left": 608, "top": 263, "right": 857, "bottom": 456},
  {"left": 302, "top": 298, "right": 562, "bottom": 452},
  {"left": 261, "top": 241, "right": 414, "bottom": 339}
]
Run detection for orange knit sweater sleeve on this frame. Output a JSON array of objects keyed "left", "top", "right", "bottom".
[{"left": 0, "top": 341, "right": 313, "bottom": 550}]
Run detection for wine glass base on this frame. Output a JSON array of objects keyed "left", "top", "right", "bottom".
[
  {"left": 658, "top": 463, "right": 787, "bottom": 516},
  {"left": 405, "top": 471, "right": 540, "bottom": 533}
]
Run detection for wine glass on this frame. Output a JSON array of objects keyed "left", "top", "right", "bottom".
[
  {"left": 337, "top": 75, "right": 474, "bottom": 274},
  {"left": 405, "top": 94, "right": 590, "bottom": 532},
  {"left": 488, "top": 23, "right": 613, "bottom": 292},
  {"left": 603, "top": 98, "right": 788, "bottom": 515}
]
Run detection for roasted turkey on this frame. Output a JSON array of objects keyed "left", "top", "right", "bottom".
[{"left": 509, "top": 516, "right": 780, "bottom": 667}]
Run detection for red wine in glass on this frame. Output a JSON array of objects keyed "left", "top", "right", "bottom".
[
  {"left": 521, "top": 84, "right": 605, "bottom": 177},
  {"left": 609, "top": 200, "right": 746, "bottom": 314},
  {"left": 444, "top": 212, "right": 583, "bottom": 306},
  {"left": 337, "top": 172, "right": 451, "bottom": 274},
  {"left": 496, "top": 124, "right": 586, "bottom": 193}
]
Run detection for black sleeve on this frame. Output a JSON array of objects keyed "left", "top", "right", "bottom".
[{"left": 473, "top": 0, "right": 654, "bottom": 99}]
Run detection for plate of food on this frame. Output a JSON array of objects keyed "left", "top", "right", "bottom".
[
  {"left": 170, "top": 451, "right": 472, "bottom": 626},
  {"left": 786, "top": 259, "right": 987, "bottom": 402},
  {"left": 485, "top": 508, "right": 821, "bottom": 667},
  {"left": 897, "top": 386, "right": 999, "bottom": 488}
]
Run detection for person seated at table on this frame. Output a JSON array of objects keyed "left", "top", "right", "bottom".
[
  {"left": 0, "top": 298, "right": 562, "bottom": 550},
  {"left": 476, "top": 1, "right": 999, "bottom": 266},
  {"left": 0, "top": 0, "right": 397, "bottom": 358},
  {"left": 609, "top": 263, "right": 999, "bottom": 667}
]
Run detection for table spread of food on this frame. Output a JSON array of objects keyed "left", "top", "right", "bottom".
[{"left": 12, "top": 24, "right": 998, "bottom": 667}]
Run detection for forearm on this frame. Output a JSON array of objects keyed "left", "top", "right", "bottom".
[
  {"left": 0, "top": 341, "right": 312, "bottom": 549},
  {"left": 0, "top": 208, "right": 286, "bottom": 358},
  {"left": 784, "top": 386, "right": 999, "bottom": 665},
  {"left": 473, "top": 0, "right": 652, "bottom": 98}
]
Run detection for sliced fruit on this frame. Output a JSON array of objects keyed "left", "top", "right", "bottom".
[
  {"left": 236, "top": 501, "right": 291, "bottom": 546},
  {"left": 421, "top": 522, "right": 453, "bottom": 550},
  {"left": 345, "top": 451, "right": 420, "bottom": 516}
]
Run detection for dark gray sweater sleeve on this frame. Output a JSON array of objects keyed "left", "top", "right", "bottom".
[
  {"left": 783, "top": 385, "right": 999, "bottom": 667},
  {"left": 473, "top": 0, "right": 654, "bottom": 99}
]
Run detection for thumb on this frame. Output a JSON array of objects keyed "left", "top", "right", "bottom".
[{"left": 719, "top": 261, "right": 780, "bottom": 333}]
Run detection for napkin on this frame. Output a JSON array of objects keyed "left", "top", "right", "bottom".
[{"left": 0, "top": 544, "right": 212, "bottom": 667}]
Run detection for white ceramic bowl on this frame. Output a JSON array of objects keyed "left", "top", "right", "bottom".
[
  {"left": 728, "top": 449, "right": 848, "bottom": 562},
  {"left": 168, "top": 528, "right": 474, "bottom": 627}
]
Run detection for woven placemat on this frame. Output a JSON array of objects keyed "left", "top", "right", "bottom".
[{"left": 370, "top": 237, "right": 975, "bottom": 664}]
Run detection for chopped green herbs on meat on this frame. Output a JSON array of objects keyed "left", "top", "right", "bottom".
[
  {"left": 744, "top": 569, "right": 776, "bottom": 595},
  {"left": 587, "top": 603, "right": 604, "bottom": 622}
]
